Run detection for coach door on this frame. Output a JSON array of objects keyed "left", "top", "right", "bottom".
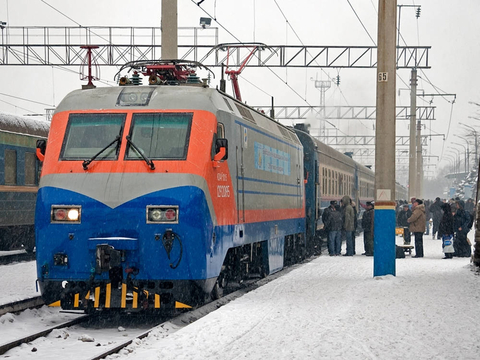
[
  {"left": 297, "top": 149, "right": 302, "bottom": 208},
  {"left": 236, "top": 123, "right": 245, "bottom": 223}
]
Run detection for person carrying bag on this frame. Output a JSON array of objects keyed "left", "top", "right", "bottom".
[
  {"left": 438, "top": 203, "right": 455, "bottom": 259},
  {"left": 442, "top": 234, "right": 455, "bottom": 258}
]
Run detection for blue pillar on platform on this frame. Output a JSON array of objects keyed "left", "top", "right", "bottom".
[{"left": 373, "top": 204, "right": 396, "bottom": 276}]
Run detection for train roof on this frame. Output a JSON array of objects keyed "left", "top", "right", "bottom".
[
  {"left": 56, "top": 85, "right": 223, "bottom": 113},
  {"left": 0, "top": 112, "right": 50, "bottom": 138},
  {"left": 294, "top": 127, "right": 374, "bottom": 175},
  {"left": 55, "top": 85, "right": 301, "bottom": 146}
]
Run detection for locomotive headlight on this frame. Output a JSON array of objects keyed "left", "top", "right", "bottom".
[
  {"left": 51, "top": 205, "right": 81, "bottom": 223},
  {"left": 67, "top": 208, "right": 80, "bottom": 221},
  {"left": 150, "top": 209, "right": 163, "bottom": 221},
  {"left": 147, "top": 206, "right": 179, "bottom": 224}
]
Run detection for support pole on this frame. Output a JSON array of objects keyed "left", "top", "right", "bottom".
[
  {"left": 409, "top": 69, "right": 417, "bottom": 199},
  {"left": 161, "top": 0, "right": 178, "bottom": 60},
  {"left": 473, "top": 155, "right": 480, "bottom": 267},
  {"left": 374, "top": 0, "right": 397, "bottom": 277}
]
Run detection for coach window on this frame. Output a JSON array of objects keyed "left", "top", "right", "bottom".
[
  {"left": 322, "top": 168, "right": 326, "bottom": 195},
  {"left": 61, "top": 114, "right": 126, "bottom": 160},
  {"left": 24, "top": 152, "right": 36, "bottom": 186},
  {"left": 335, "top": 171, "right": 338, "bottom": 196},
  {"left": 127, "top": 112, "right": 193, "bottom": 160},
  {"left": 4, "top": 149, "right": 17, "bottom": 185},
  {"left": 328, "top": 169, "right": 331, "bottom": 196},
  {"left": 341, "top": 177, "right": 344, "bottom": 195}
]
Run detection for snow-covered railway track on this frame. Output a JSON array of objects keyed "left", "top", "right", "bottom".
[
  {"left": 0, "top": 251, "right": 35, "bottom": 265},
  {"left": 0, "top": 296, "right": 44, "bottom": 316},
  {"left": 0, "top": 314, "right": 90, "bottom": 355},
  {"left": 0, "top": 256, "right": 318, "bottom": 358}
]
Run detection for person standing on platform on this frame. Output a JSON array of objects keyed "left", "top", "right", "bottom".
[
  {"left": 396, "top": 204, "right": 412, "bottom": 244},
  {"left": 327, "top": 204, "right": 343, "bottom": 256},
  {"left": 438, "top": 202, "right": 455, "bottom": 259},
  {"left": 341, "top": 195, "right": 355, "bottom": 256},
  {"left": 362, "top": 201, "right": 374, "bottom": 256},
  {"left": 322, "top": 200, "right": 337, "bottom": 244},
  {"left": 351, "top": 199, "right": 358, "bottom": 255},
  {"left": 424, "top": 199, "right": 431, "bottom": 236},
  {"left": 429, "top": 197, "right": 443, "bottom": 239},
  {"left": 453, "top": 200, "right": 472, "bottom": 258},
  {"left": 409, "top": 197, "right": 416, "bottom": 210},
  {"left": 408, "top": 199, "right": 426, "bottom": 258}
]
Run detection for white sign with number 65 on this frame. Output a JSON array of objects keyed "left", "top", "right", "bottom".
[{"left": 378, "top": 72, "right": 388, "bottom": 82}]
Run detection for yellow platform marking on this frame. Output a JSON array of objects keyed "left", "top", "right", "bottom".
[
  {"left": 105, "top": 283, "right": 111, "bottom": 308},
  {"left": 175, "top": 301, "right": 192, "bottom": 309},
  {"left": 375, "top": 205, "right": 396, "bottom": 210}
]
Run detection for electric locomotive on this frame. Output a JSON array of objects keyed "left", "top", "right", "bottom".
[{"left": 35, "top": 61, "right": 306, "bottom": 312}]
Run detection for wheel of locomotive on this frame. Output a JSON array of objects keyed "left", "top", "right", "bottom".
[{"left": 211, "top": 271, "right": 227, "bottom": 300}]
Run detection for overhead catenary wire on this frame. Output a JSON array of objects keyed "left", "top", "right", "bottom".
[
  {"left": 345, "top": 0, "right": 376, "bottom": 46},
  {"left": 191, "top": 0, "right": 346, "bottom": 134},
  {"left": 0, "top": 1, "right": 119, "bottom": 115},
  {"left": 0, "top": 98, "right": 39, "bottom": 115}
]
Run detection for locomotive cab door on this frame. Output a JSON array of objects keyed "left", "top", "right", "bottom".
[{"left": 235, "top": 123, "right": 245, "bottom": 223}]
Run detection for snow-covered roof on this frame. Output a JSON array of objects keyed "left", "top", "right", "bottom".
[{"left": 0, "top": 112, "right": 50, "bottom": 138}]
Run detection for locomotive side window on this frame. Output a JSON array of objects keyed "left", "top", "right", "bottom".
[
  {"left": 126, "top": 113, "right": 192, "bottom": 160},
  {"left": 4, "top": 149, "right": 17, "bottom": 185},
  {"left": 61, "top": 114, "right": 126, "bottom": 160},
  {"left": 211, "top": 122, "right": 226, "bottom": 160},
  {"left": 217, "top": 123, "right": 225, "bottom": 138}
]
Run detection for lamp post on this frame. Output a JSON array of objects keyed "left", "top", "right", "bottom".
[
  {"left": 444, "top": 155, "right": 457, "bottom": 173},
  {"left": 452, "top": 142, "right": 468, "bottom": 173},
  {"left": 449, "top": 147, "right": 462, "bottom": 174},
  {"left": 459, "top": 122, "right": 478, "bottom": 165},
  {"left": 453, "top": 134, "right": 470, "bottom": 172},
  {"left": 442, "top": 156, "right": 454, "bottom": 171}
]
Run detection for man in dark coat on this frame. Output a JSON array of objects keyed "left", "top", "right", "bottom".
[
  {"left": 327, "top": 204, "right": 343, "bottom": 256},
  {"left": 438, "top": 202, "right": 455, "bottom": 259},
  {"left": 322, "top": 200, "right": 337, "bottom": 242},
  {"left": 396, "top": 204, "right": 412, "bottom": 244},
  {"left": 361, "top": 201, "right": 374, "bottom": 256},
  {"left": 453, "top": 200, "right": 472, "bottom": 258},
  {"left": 429, "top": 197, "right": 443, "bottom": 239}
]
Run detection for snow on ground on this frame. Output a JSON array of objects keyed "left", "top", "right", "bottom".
[
  {"left": 0, "top": 258, "right": 38, "bottom": 305},
  {"left": 113, "top": 232, "right": 480, "bottom": 360},
  {"left": 1, "top": 232, "right": 480, "bottom": 359}
]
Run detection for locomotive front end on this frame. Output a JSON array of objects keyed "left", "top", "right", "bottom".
[{"left": 35, "top": 85, "right": 232, "bottom": 312}]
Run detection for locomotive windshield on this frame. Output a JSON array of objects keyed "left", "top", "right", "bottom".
[
  {"left": 60, "top": 114, "right": 126, "bottom": 160},
  {"left": 126, "top": 113, "right": 192, "bottom": 160}
]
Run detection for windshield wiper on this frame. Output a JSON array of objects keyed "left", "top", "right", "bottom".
[
  {"left": 126, "top": 135, "right": 155, "bottom": 170},
  {"left": 82, "top": 135, "right": 121, "bottom": 170}
]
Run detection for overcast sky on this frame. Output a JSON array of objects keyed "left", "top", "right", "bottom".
[{"left": 1, "top": 0, "right": 479, "bottom": 183}]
